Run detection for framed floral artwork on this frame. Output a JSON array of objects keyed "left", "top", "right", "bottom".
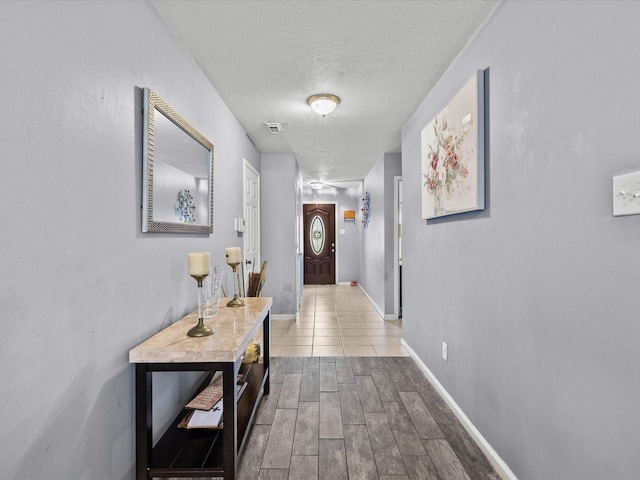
[{"left": 421, "top": 70, "right": 485, "bottom": 219}]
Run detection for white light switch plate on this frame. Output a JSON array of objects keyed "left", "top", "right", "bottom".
[{"left": 613, "top": 171, "right": 640, "bottom": 216}]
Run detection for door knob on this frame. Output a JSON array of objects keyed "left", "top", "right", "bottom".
[
  {"left": 331, "top": 249, "right": 335, "bottom": 252},
  {"left": 246, "top": 259, "right": 252, "bottom": 265}
]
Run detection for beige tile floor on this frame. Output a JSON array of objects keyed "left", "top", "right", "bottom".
[{"left": 271, "top": 284, "right": 408, "bottom": 357}]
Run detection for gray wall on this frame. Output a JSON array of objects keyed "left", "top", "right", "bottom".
[
  {"left": 401, "top": 1, "right": 640, "bottom": 478},
  {"left": 360, "top": 156, "right": 385, "bottom": 310},
  {"left": 303, "top": 185, "right": 362, "bottom": 284},
  {"left": 383, "top": 154, "right": 402, "bottom": 314},
  {"left": 261, "top": 153, "right": 299, "bottom": 315},
  {"left": 360, "top": 153, "right": 401, "bottom": 316},
  {"left": 0, "top": 1, "right": 259, "bottom": 478}
]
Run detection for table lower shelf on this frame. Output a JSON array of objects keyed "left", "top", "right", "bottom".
[{"left": 148, "top": 362, "right": 267, "bottom": 478}]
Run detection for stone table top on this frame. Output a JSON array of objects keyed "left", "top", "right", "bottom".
[{"left": 129, "top": 297, "right": 272, "bottom": 364}]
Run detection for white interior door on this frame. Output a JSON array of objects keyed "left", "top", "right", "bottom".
[{"left": 243, "top": 160, "right": 260, "bottom": 293}]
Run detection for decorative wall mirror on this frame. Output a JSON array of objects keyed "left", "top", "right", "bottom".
[{"left": 142, "top": 88, "right": 214, "bottom": 233}]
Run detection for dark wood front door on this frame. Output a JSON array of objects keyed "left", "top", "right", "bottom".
[{"left": 303, "top": 204, "right": 335, "bottom": 285}]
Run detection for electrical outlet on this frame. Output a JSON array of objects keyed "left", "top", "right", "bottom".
[{"left": 442, "top": 342, "right": 448, "bottom": 362}]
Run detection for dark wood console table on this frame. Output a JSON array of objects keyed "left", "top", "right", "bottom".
[{"left": 129, "top": 297, "right": 272, "bottom": 479}]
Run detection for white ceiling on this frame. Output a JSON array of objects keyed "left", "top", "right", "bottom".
[{"left": 152, "top": 0, "right": 497, "bottom": 187}]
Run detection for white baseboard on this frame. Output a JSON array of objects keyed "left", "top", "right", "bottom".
[
  {"left": 357, "top": 284, "right": 385, "bottom": 319},
  {"left": 401, "top": 339, "right": 517, "bottom": 480},
  {"left": 357, "top": 284, "right": 398, "bottom": 321}
]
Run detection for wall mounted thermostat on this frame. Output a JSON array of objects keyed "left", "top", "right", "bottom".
[{"left": 234, "top": 217, "right": 246, "bottom": 232}]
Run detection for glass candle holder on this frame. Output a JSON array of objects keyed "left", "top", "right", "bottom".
[
  {"left": 187, "top": 274, "right": 214, "bottom": 336},
  {"left": 226, "top": 262, "right": 245, "bottom": 307},
  {"left": 187, "top": 253, "right": 213, "bottom": 336}
]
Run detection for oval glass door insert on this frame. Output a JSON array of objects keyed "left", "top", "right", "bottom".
[{"left": 310, "top": 215, "right": 325, "bottom": 255}]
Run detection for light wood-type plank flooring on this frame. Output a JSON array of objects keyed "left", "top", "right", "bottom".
[
  {"left": 243, "top": 287, "right": 500, "bottom": 478},
  {"left": 236, "top": 356, "right": 500, "bottom": 480}
]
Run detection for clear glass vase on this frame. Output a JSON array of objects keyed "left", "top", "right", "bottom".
[{"left": 203, "top": 266, "right": 224, "bottom": 319}]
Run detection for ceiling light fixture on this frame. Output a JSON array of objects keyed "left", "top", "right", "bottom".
[
  {"left": 307, "top": 93, "right": 340, "bottom": 117},
  {"left": 310, "top": 181, "right": 323, "bottom": 190}
]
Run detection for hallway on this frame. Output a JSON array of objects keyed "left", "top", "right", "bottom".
[
  {"left": 233, "top": 286, "right": 501, "bottom": 479},
  {"left": 271, "top": 285, "right": 407, "bottom": 357},
  {"left": 237, "top": 356, "right": 500, "bottom": 480}
]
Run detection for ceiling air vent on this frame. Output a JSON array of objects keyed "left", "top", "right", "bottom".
[{"left": 265, "top": 122, "right": 283, "bottom": 134}]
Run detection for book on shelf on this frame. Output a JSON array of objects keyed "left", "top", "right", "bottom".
[
  {"left": 179, "top": 399, "right": 223, "bottom": 429},
  {"left": 185, "top": 371, "right": 223, "bottom": 411},
  {"left": 185, "top": 370, "right": 249, "bottom": 411},
  {"left": 179, "top": 370, "right": 250, "bottom": 429}
]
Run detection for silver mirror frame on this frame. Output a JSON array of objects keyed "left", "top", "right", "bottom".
[{"left": 142, "top": 88, "right": 214, "bottom": 233}]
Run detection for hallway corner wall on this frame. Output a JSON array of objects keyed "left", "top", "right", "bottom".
[
  {"left": 261, "top": 153, "right": 299, "bottom": 315},
  {"left": 360, "top": 153, "right": 401, "bottom": 316}
]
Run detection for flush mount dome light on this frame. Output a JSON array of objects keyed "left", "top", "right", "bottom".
[
  {"left": 307, "top": 94, "right": 340, "bottom": 117},
  {"left": 310, "top": 181, "right": 323, "bottom": 190}
]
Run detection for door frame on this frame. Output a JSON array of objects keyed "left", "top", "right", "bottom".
[
  {"left": 302, "top": 201, "right": 339, "bottom": 285},
  {"left": 393, "top": 176, "right": 402, "bottom": 319},
  {"left": 295, "top": 179, "right": 302, "bottom": 309},
  {"left": 243, "top": 159, "right": 260, "bottom": 293}
]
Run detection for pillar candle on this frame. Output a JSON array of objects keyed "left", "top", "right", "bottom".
[
  {"left": 188, "top": 252, "right": 210, "bottom": 276},
  {"left": 225, "top": 247, "right": 242, "bottom": 264}
]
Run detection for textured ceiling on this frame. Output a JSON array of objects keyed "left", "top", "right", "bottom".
[{"left": 152, "top": 0, "right": 497, "bottom": 186}]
